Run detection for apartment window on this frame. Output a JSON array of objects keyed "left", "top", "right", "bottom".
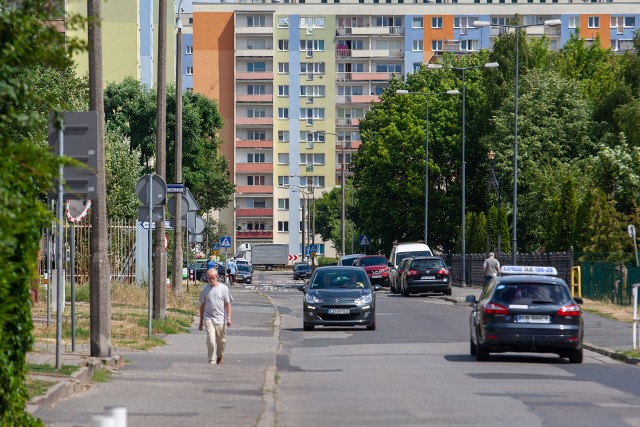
[
  {"left": 568, "top": 16, "right": 578, "bottom": 29},
  {"left": 432, "top": 17, "right": 443, "bottom": 29},
  {"left": 247, "top": 85, "right": 266, "bottom": 95},
  {"left": 186, "top": 45, "right": 193, "bottom": 55},
  {"left": 278, "top": 108, "right": 289, "bottom": 119},
  {"left": 278, "top": 199, "right": 289, "bottom": 210},
  {"left": 277, "top": 153, "right": 289, "bottom": 164},
  {"left": 413, "top": 62, "right": 422, "bottom": 73},
  {"left": 278, "top": 130, "right": 289, "bottom": 142},
  {"left": 247, "top": 197, "right": 267, "bottom": 208},
  {"left": 432, "top": 40, "right": 443, "bottom": 52},
  {"left": 247, "top": 16, "right": 266, "bottom": 27},
  {"left": 588, "top": 16, "right": 599, "bottom": 29},
  {"left": 299, "top": 40, "right": 325, "bottom": 51},
  {"left": 277, "top": 221, "right": 289, "bottom": 232},
  {"left": 412, "top": 17, "right": 423, "bottom": 28},
  {"left": 278, "top": 85, "right": 289, "bottom": 97},
  {"left": 337, "top": 152, "right": 352, "bottom": 164},
  {"left": 186, "top": 66, "right": 193, "bottom": 75},
  {"left": 412, "top": 40, "right": 424, "bottom": 51},
  {"left": 246, "top": 38, "right": 267, "bottom": 50},
  {"left": 300, "top": 85, "right": 325, "bottom": 97},
  {"left": 278, "top": 17, "right": 289, "bottom": 28},
  {"left": 301, "top": 131, "right": 326, "bottom": 142},
  {"left": 295, "top": 176, "right": 325, "bottom": 188},
  {"left": 300, "top": 108, "right": 325, "bottom": 119},
  {"left": 300, "top": 62, "right": 326, "bottom": 74},
  {"left": 278, "top": 39, "right": 289, "bottom": 51},
  {"left": 246, "top": 221, "right": 266, "bottom": 231},
  {"left": 247, "top": 108, "right": 266, "bottom": 118},
  {"left": 247, "top": 176, "right": 265, "bottom": 185},
  {"left": 278, "top": 62, "right": 290, "bottom": 74},
  {"left": 247, "top": 62, "right": 266, "bottom": 72},
  {"left": 300, "top": 153, "right": 325, "bottom": 165},
  {"left": 625, "top": 17, "right": 636, "bottom": 27},
  {"left": 278, "top": 176, "right": 290, "bottom": 187},
  {"left": 459, "top": 39, "right": 479, "bottom": 52},
  {"left": 247, "top": 153, "right": 266, "bottom": 163},
  {"left": 247, "top": 130, "right": 266, "bottom": 140}
]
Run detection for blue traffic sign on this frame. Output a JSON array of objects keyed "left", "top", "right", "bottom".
[
  {"left": 212, "top": 243, "right": 220, "bottom": 250},
  {"left": 220, "top": 236, "right": 232, "bottom": 248},
  {"left": 359, "top": 234, "right": 371, "bottom": 247},
  {"left": 305, "top": 246, "right": 311, "bottom": 256}
]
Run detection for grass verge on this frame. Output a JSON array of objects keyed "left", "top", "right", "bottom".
[
  {"left": 27, "top": 364, "right": 78, "bottom": 376},
  {"left": 26, "top": 378, "right": 57, "bottom": 399}
]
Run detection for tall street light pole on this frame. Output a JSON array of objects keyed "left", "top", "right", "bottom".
[
  {"left": 396, "top": 89, "right": 459, "bottom": 247},
  {"left": 427, "top": 62, "right": 499, "bottom": 287},
  {"left": 487, "top": 150, "right": 501, "bottom": 255},
  {"left": 289, "top": 176, "right": 315, "bottom": 266},
  {"left": 473, "top": 19, "right": 561, "bottom": 265}
]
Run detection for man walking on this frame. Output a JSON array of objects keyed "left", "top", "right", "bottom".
[
  {"left": 483, "top": 252, "right": 501, "bottom": 286},
  {"left": 199, "top": 268, "right": 232, "bottom": 365}
]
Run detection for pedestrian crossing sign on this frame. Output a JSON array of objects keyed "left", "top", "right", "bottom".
[
  {"left": 220, "top": 236, "right": 232, "bottom": 248},
  {"left": 359, "top": 234, "right": 371, "bottom": 247}
]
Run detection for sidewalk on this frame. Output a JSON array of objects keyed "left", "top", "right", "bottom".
[{"left": 28, "top": 288, "right": 279, "bottom": 427}]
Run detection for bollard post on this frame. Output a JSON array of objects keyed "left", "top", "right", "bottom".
[
  {"left": 91, "top": 415, "right": 116, "bottom": 427},
  {"left": 633, "top": 284, "right": 639, "bottom": 351}
]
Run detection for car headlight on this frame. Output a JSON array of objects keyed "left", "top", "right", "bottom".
[
  {"left": 305, "top": 293, "right": 323, "bottom": 304},
  {"left": 354, "top": 293, "right": 373, "bottom": 305}
]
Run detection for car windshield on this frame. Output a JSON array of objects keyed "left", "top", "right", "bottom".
[
  {"left": 359, "top": 256, "right": 386, "bottom": 266},
  {"left": 237, "top": 264, "right": 251, "bottom": 273},
  {"left": 493, "top": 283, "right": 571, "bottom": 305},
  {"left": 297, "top": 264, "right": 311, "bottom": 271},
  {"left": 310, "top": 271, "right": 369, "bottom": 289},
  {"left": 411, "top": 259, "right": 445, "bottom": 269}
]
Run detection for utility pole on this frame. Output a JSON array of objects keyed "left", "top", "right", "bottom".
[
  {"left": 171, "top": 5, "right": 184, "bottom": 296},
  {"left": 154, "top": 0, "right": 168, "bottom": 318},
  {"left": 87, "top": 0, "right": 112, "bottom": 357}
]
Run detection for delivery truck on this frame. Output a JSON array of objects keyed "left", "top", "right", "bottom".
[{"left": 235, "top": 243, "right": 288, "bottom": 270}]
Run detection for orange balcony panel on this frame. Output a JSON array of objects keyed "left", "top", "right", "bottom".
[
  {"left": 352, "top": 72, "right": 391, "bottom": 81},
  {"left": 236, "top": 230, "right": 273, "bottom": 240},
  {"left": 351, "top": 118, "right": 360, "bottom": 126},
  {"left": 352, "top": 94, "right": 380, "bottom": 103},
  {"left": 351, "top": 140, "right": 362, "bottom": 149},
  {"left": 236, "top": 208, "right": 273, "bottom": 217},
  {"left": 236, "top": 185, "right": 273, "bottom": 194},
  {"left": 236, "top": 94, "right": 273, "bottom": 102},
  {"left": 236, "top": 139, "right": 273, "bottom": 149},
  {"left": 236, "top": 71, "right": 274, "bottom": 80},
  {"left": 236, "top": 117, "right": 273, "bottom": 125},
  {"left": 236, "top": 162, "right": 273, "bottom": 173}
]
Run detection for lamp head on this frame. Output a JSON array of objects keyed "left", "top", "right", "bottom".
[
  {"left": 396, "top": 89, "right": 409, "bottom": 95},
  {"left": 472, "top": 20, "right": 490, "bottom": 28},
  {"left": 487, "top": 150, "right": 496, "bottom": 161},
  {"left": 427, "top": 64, "right": 443, "bottom": 69},
  {"left": 544, "top": 19, "right": 562, "bottom": 27},
  {"left": 484, "top": 62, "right": 500, "bottom": 69},
  {"left": 446, "top": 90, "right": 460, "bottom": 95}
]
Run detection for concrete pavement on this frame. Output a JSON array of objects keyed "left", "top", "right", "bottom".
[{"left": 27, "top": 284, "right": 638, "bottom": 426}]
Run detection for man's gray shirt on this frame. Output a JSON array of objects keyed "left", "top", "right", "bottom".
[{"left": 199, "top": 283, "right": 232, "bottom": 324}]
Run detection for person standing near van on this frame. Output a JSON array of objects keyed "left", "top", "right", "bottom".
[{"left": 483, "top": 252, "right": 501, "bottom": 286}]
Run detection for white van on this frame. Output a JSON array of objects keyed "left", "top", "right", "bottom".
[{"left": 388, "top": 242, "right": 433, "bottom": 268}]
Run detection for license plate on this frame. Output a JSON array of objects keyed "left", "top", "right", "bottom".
[
  {"left": 421, "top": 276, "right": 436, "bottom": 280},
  {"left": 328, "top": 308, "right": 350, "bottom": 315},
  {"left": 517, "top": 314, "right": 551, "bottom": 324},
  {"left": 372, "top": 274, "right": 382, "bottom": 278}
]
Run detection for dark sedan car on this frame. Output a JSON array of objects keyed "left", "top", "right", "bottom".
[
  {"left": 400, "top": 256, "right": 451, "bottom": 296},
  {"left": 466, "top": 266, "right": 584, "bottom": 363},
  {"left": 235, "top": 263, "right": 252, "bottom": 284},
  {"left": 297, "top": 266, "right": 382, "bottom": 331},
  {"left": 292, "top": 262, "right": 312, "bottom": 280}
]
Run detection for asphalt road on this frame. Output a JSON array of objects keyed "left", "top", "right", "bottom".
[{"left": 265, "top": 270, "right": 640, "bottom": 427}]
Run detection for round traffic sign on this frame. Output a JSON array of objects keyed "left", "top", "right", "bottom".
[
  {"left": 168, "top": 194, "right": 189, "bottom": 217},
  {"left": 194, "top": 216, "right": 205, "bottom": 234},
  {"left": 135, "top": 174, "right": 166, "bottom": 207}
]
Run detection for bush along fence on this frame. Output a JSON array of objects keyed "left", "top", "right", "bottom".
[{"left": 443, "top": 252, "right": 639, "bottom": 306}]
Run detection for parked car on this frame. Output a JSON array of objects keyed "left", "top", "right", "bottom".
[
  {"left": 338, "top": 253, "right": 365, "bottom": 266},
  {"left": 235, "top": 258, "right": 252, "bottom": 271},
  {"left": 189, "top": 261, "right": 207, "bottom": 281},
  {"left": 466, "top": 265, "right": 584, "bottom": 363},
  {"left": 355, "top": 255, "right": 391, "bottom": 287},
  {"left": 390, "top": 257, "right": 412, "bottom": 294},
  {"left": 292, "top": 262, "right": 312, "bottom": 280},
  {"left": 389, "top": 241, "right": 432, "bottom": 269},
  {"left": 215, "top": 261, "right": 226, "bottom": 278},
  {"left": 297, "top": 266, "right": 382, "bottom": 331},
  {"left": 235, "top": 263, "right": 253, "bottom": 284},
  {"left": 399, "top": 256, "right": 451, "bottom": 296}
]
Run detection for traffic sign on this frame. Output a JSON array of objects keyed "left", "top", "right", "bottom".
[
  {"left": 167, "top": 183, "right": 184, "bottom": 193},
  {"left": 359, "top": 234, "right": 371, "bottom": 247},
  {"left": 135, "top": 174, "right": 166, "bottom": 207},
  {"left": 220, "top": 236, "right": 232, "bottom": 248},
  {"left": 628, "top": 224, "right": 636, "bottom": 239},
  {"left": 212, "top": 243, "right": 221, "bottom": 251},
  {"left": 289, "top": 254, "right": 298, "bottom": 261}
]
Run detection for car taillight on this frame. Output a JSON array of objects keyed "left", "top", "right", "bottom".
[
  {"left": 484, "top": 302, "right": 509, "bottom": 315},
  {"left": 557, "top": 303, "right": 581, "bottom": 317},
  {"left": 407, "top": 269, "right": 419, "bottom": 276},
  {"left": 437, "top": 268, "right": 449, "bottom": 276}
]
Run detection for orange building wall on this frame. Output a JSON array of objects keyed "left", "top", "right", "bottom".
[
  {"left": 424, "top": 15, "right": 455, "bottom": 63},
  {"left": 193, "top": 12, "right": 236, "bottom": 181},
  {"left": 580, "top": 14, "right": 611, "bottom": 48}
]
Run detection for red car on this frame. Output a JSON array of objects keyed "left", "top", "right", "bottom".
[{"left": 356, "top": 255, "right": 391, "bottom": 287}]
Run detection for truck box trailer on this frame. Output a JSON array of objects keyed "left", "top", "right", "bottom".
[{"left": 236, "top": 243, "right": 288, "bottom": 270}]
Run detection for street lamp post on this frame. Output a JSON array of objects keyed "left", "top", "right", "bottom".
[
  {"left": 473, "top": 19, "right": 561, "bottom": 265},
  {"left": 396, "top": 89, "right": 459, "bottom": 247},
  {"left": 427, "top": 62, "right": 499, "bottom": 287},
  {"left": 487, "top": 150, "right": 501, "bottom": 255}
]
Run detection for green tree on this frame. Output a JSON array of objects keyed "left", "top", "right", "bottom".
[
  {"left": 466, "top": 211, "right": 487, "bottom": 254},
  {"left": 105, "top": 129, "right": 143, "bottom": 219},
  {"left": 313, "top": 187, "right": 341, "bottom": 244},
  {"left": 581, "top": 188, "right": 627, "bottom": 255},
  {"left": 546, "top": 178, "right": 578, "bottom": 252}
]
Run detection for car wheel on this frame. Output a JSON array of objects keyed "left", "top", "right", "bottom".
[
  {"left": 366, "top": 321, "right": 376, "bottom": 331},
  {"left": 568, "top": 348, "right": 583, "bottom": 364},
  {"left": 443, "top": 287, "right": 452, "bottom": 296},
  {"left": 476, "top": 344, "right": 490, "bottom": 362},
  {"left": 303, "top": 322, "right": 314, "bottom": 331},
  {"left": 401, "top": 284, "right": 410, "bottom": 297},
  {"left": 470, "top": 339, "right": 477, "bottom": 356}
]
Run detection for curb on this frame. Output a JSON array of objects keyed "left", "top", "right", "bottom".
[
  {"left": 256, "top": 290, "right": 280, "bottom": 427},
  {"left": 582, "top": 342, "right": 640, "bottom": 366}
]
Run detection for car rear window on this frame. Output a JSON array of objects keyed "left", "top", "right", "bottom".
[
  {"left": 493, "top": 283, "right": 571, "bottom": 305},
  {"left": 359, "top": 256, "right": 386, "bottom": 266},
  {"left": 411, "top": 259, "right": 445, "bottom": 269},
  {"left": 396, "top": 250, "right": 432, "bottom": 265}
]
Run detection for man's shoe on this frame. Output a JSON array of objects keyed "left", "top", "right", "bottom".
[
  {"left": 216, "top": 357, "right": 223, "bottom": 365},
  {"left": 209, "top": 360, "right": 215, "bottom": 365}
]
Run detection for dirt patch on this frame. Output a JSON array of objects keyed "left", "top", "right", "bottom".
[{"left": 582, "top": 298, "right": 634, "bottom": 323}]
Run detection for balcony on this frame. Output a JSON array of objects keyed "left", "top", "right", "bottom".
[
  {"left": 354, "top": 72, "right": 394, "bottom": 81},
  {"left": 236, "top": 230, "right": 273, "bottom": 240},
  {"left": 236, "top": 208, "right": 273, "bottom": 218},
  {"left": 236, "top": 162, "right": 273, "bottom": 173},
  {"left": 236, "top": 117, "right": 273, "bottom": 125},
  {"left": 236, "top": 48, "right": 274, "bottom": 57},
  {"left": 236, "top": 94, "right": 273, "bottom": 102},
  {"left": 235, "top": 26, "right": 273, "bottom": 35},
  {"left": 352, "top": 94, "right": 380, "bottom": 103},
  {"left": 336, "top": 140, "right": 362, "bottom": 150},
  {"left": 236, "top": 185, "right": 273, "bottom": 194},
  {"left": 352, "top": 49, "right": 403, "bottom": 58},
  {"left": 236, "top": 71, "right": 274, "bottom": 80},
  {"left": 236, "top": 139, "right": 273, "bottom": 149},
  {"left": 335, "top": 118, "right": 360, "bottom": 127}
]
